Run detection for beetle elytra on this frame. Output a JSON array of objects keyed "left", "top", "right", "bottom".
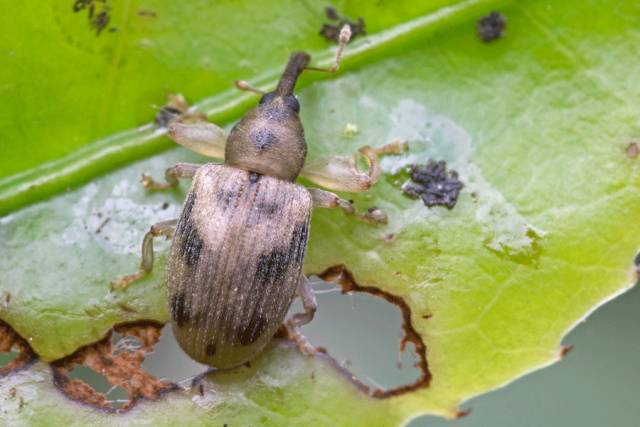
[{"left": 112, "top": 26, "right": 406, "bottom": 369}]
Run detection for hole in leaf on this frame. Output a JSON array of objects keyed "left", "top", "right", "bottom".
[
  {"left": 142, "top": 325, "right": 208, "bottom": 386},
  {"left": 292, "top": 276, "right": 422, "bottom": 391},
  {"left": 316, "top": 265, "right": 431, "bottom": 397},
  {"left": 68, "top": 365, "right": 130, "bottom": 410},
  {"left": 51, "top": 321, "right": 175, "bottom": 412},
  {"left": 0, "top": 319, "right": 36, "bottom": 377}
]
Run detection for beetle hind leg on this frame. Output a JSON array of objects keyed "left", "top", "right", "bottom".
[
  {"left": 285, "top": 275, "right": 318, "bottom": 356},
  {"left": 110, "top": 219, "right": 177, "bottom": 291}
]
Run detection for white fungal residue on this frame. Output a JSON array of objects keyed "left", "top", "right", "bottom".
[
  {"left": 52, "top": 163, "right": 181, "bottom": 255},
  {"left": 378, "top": 98, "right": 546, "bottom": 259},
  {"left": 0, "top": 367, "right": 46, "bottom": 426}
]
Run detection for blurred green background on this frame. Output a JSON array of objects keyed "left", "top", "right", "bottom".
[{"left": 414, "top": 281, "right": 640, "bottom": 426}]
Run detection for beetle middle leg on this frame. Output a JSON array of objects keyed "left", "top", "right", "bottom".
[
  {"left": 110, "top": 219, "right": 177, "bottom": 290},
  {"left": 285, "top": 276, "right": 318, "bottom": 356},
  {"left": 309, "top": 188, "right": 387, "bottom": 225},
  {"left": 300, "top": 140, "right": 407, "bottom": 193},
  {"left": 141, "top": 163, "right": 200, "bottom": 190}
]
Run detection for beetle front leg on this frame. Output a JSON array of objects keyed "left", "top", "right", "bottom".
[
  {"left": 285, "top": 275, "right": 318, "bottom": 356},
  {"left": 300, "top": 140, "right": 407, "bottom": 193},
  {"left": 167, "top": 121, "right": 227, "bottom": 159},
  {"left": 141, "top": 163, "right": 200, "bottom": 191},
  {"left": 110, "top": 219, "right": 177, "bottom": 291}
]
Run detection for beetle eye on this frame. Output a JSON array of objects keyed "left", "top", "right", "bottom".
[
  {"left": 283, "top": 95, "right": 300, "bottom": 113},
  {"left": 259, "top": 92, "right": 277, "bottom": 105}
]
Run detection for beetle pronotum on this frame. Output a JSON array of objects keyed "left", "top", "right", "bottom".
[{"left": 112, "top": 26, "right": 405, "bottom": 369}]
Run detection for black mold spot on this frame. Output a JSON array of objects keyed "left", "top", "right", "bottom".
[
  {"left": 73, "top": 0, "right": 114, "bottom": 36},
  {"left": 171, "top": 292, "right": 190, "bottom": 328},
  {"left": 237, "top": 315, "right": 268, "bottom": 346},
  {"left": 320, "top": 6, "right": 366, "bottom": 43},
  {"left": 177, "top": 193, "right": 204, "bottom": 267},
  {"left": 476, "top": 11, "right": 506, "bottom": 43},
  {"left": 251, "top": 128, "right": 278, "bottom": 151},
  {"left": 402, "top": 160, "right": 463, "bottom": 209},
  {"left": 205, "top": 342, "right": 216, "bottom": 357}
]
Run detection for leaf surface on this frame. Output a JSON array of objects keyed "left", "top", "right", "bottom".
[{"left": 1, "top": 0, "right": 639, "bottom": 424}]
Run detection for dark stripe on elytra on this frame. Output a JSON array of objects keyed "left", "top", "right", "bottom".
[
  {"left": 255, "top": 247, "right": 289, "bottom": 290},
  {"left": 289, "top": 221, "right": 309, "bottom": 263},
  {"left": 237, "top": 314, "right": 268, "bottom": 346},
  {"left": 215, "top": 188, "right": 240, "bottom": 209},
  {"left": 241, "top": 222, "right": 306, "bottom": 346},
  {"left": 177, "top": 192, "right": 204, "bottom": 267},
  {"left": 171, "top": 292, "right": 190, "bottom": 328},
  {"left": 256, "top": 200, "right": 281, "bottom": 216}
]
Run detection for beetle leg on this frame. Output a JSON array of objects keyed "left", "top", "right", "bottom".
[
  {"left": 141, "top": 163, "right": 201, "bottom": 190},
  {"left": 167, "top": 121, "right": 227, "bottom": 159},
  {"left": 155, "top": 93, "right": 207, "bottom": 128},
  {"left": 300, "top": 140, "right": 407, "bottom": 193},
  {"left": 308, "top": 188, "right": 387, "bottom": 225},
  {"left": 285, "top": 275, "right": 318, "bottom": 356},
  {"left": 110, "top": 219, "right": 177, "bottom": 291},
  {"left": 308, "top": 188, "right": 354, "bottom": 214}
]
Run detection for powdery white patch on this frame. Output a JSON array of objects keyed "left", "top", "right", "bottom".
[
  {"left": 53, "top": 176, "right": 181, "bottom": 255},
  {"left": 0, "top": 367, "right": 47, "bottom": 427},
  {"left": 375, "top": 98, "right": 546, "bottom": 259}
]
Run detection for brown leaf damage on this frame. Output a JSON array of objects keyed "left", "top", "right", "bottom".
[
  {"left": 317, "top": 265, "right": 432, "bottom": 398},
  {"left": 51, "top": 321, "right": 176, "bottom": 412},
  {"left": 0, "top": 319, "right": 37, "bottom": 377}
]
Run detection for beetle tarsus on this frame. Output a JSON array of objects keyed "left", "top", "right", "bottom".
[
  {"left": 305, "top": 25, "right": 351, "bottom": 73},
  {"left": 286, "top": 324, "right": 317, "bottom": 356},
  {"left": 141, "top": 163, "right": 200, "bottom": 191},
  {"left": 301, "top": 140, "right": 408, "bottom": 194}
]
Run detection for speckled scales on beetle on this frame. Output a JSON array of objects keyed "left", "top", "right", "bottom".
[{"left": 166, "top": 164, "right": 312, "bottom": 368}]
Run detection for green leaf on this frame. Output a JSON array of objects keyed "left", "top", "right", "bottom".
[{"left": 2, "top": 0, "right": 639, "bottom": 424}]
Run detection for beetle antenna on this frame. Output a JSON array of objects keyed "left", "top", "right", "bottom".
[{"left": 305, "top": 25, "right": 351, "bottom": 73}]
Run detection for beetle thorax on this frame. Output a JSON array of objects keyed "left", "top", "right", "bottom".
[{"left": 225, "top": 97, "right": 307, "bottom": 182}]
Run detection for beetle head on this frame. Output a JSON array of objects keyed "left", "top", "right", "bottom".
[{"left": 225, "top": 53, "right": 310, "bottom": 181}]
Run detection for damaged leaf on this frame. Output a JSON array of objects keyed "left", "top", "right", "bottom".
[{"left": 2, "top": 0, "right": 640, "bottom": 425}]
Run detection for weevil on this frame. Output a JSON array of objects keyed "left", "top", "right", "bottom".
[{"left": 112, "top": 26, "right": 406, "bottom": 369}]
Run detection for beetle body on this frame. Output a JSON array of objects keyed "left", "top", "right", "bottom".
[
  {"left": 167, "top": 165, "right": 312, "bottom": 368},
  {"left": 111, "top": 26, "right": 392, "bottom": 369},
  {"left": 166, "top": 53, "right": 313, "bottom": 368}
]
